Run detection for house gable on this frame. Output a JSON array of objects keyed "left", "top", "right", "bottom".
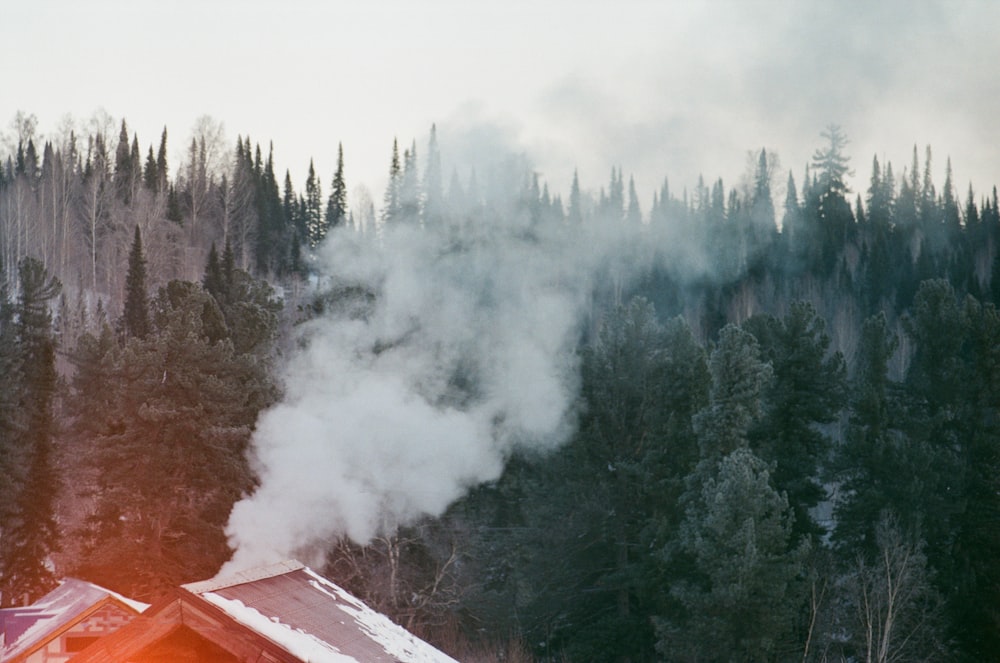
[
  {"left": 71, "top": 591, "right": 299, "bottom": 663},
  {"left": 0, "top": 580, "right": 145, "bottom": 663},
  {"left": 72, "top": 561, "right": 459, "bottom": 663}
]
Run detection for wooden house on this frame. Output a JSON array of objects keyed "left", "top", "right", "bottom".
[
  {"left": 71, "top": 559, "right": 458, "bottom": 662},
  {"left": 0, "top": 578, "right": 147, "bottom": 663}
]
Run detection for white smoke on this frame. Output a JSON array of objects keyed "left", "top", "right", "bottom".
[{"left": 220, "top": 172, "right": 635, "bottom": 573}]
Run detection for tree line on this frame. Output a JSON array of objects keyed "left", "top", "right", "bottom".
[{"left": 1, "top": 112, "right": 999, "bottom": 661}]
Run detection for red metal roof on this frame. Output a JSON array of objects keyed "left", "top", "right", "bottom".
[{"left": 182, "top": 560, "right": 458, "bottom": 662}]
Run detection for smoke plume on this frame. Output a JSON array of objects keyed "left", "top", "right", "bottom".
[{"left": 221, "top": 160, "right": 644, "bottom": 573}]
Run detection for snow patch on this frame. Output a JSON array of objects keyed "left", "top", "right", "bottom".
[
  {"left": 200, "top": 592, "right": 358, "bottom": 663},
  {"left": 304, "top": 568, "right": 460, "bottom": 663}
]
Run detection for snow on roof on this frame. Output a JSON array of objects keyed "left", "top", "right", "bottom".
[
  {"left": 183, "top": 560, "right": 459, "bottom": 663},
  {"left": 0, "top": 578, "right": 148, "bottom": 660}
]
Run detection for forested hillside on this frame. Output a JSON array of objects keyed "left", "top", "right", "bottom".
[{"left": 0, "top": 112, "right": 998, "bottom": 662}]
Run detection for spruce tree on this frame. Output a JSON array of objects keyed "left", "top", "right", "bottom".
[
  {"left": 71, "top": 277, "right": 278, "bottom": 599},
  {"left": 305, "top": 159, "right": 324, "bottom": 247},
  {"left": 324, "top": 143, "right": 347, "bottom": 234},
  {"left": 143, "top": 145, "right": 158, "bottom": 192},
  {"left": 810, "top": 125, "right": 855, "bottom": 274},
  {"left": 381, "top": 139, "right": 402, "bottom": 225},
  {"left": 156, "top": 126, "right": 169, "bottom": 190},
  {"left": 166, "top": 183, "right": 183, "bottom": 223},
  {"left": 0, "top": 258, "right": 61, "bottom": 606},
  {"left": 781, "top": 171, "right": 800, "bottom": 257},
  {"left": 660, "top": 447, "right": 807, "bottom": 660},
  {"left": 0, "top": 264, "right": 22, "bottom": 596},
  {"left": 123, "top": 226, "right": 150, "bottom": 340},
  {"left": 744, "top": 302, "right": 846, "bottom": 541},
  {"left": 400, "top": 140, "right": 420, "bottom": 222},
  {"left": 626, "top": 175, "right": 641, "bottom": 224},
  {"left": 422, "top": 127, "right": 443, "bottom": 227},
  {"left": 832, "top": 312, "right": 904, "bottom": 555},
  {"left": 113, "top": 119, "right": 133, "bottom": 204},
  {"left": 692, "top": 324, "right": 772, "bottom": 466},
  {"left": 203, "top": 242, "right": 225, "bottom": 302},
  {"left": 512, "top": 299, "right": 708, "bottom": 663},
  {"left": 568, "top": 169, "right": 583, "bottom": 225}
]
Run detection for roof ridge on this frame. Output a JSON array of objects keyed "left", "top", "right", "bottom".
[{"left": 183, "top": 560, "right": 305, "bottom": 594}]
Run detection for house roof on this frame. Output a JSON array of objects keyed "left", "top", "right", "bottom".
[
  {"left": 0, "top": 578, "right": 148, "bottom": 661},
  {"left": 73, "top": 560, "right": 459, "bottom": 663}
]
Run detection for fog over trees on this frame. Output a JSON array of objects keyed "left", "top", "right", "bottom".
[{"left": 1, "top": 110, "right": 998, "bottom": 662}]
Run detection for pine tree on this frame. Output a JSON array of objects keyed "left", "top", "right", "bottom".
[{"left": 123, "top": 226, "right": 150, "bottom": 340}]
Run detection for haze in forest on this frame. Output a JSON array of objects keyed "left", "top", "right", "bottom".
[{"left": 221, "top": 144, "right": 655, "bottom": 571}]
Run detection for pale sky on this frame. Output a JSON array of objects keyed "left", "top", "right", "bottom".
[{"left": 3, "top": 0, "right": 999, "bottom": 210}]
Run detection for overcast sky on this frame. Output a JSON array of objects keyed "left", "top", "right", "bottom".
[{"left": 3, "top": 0, "right": 998, "bottom": 210}]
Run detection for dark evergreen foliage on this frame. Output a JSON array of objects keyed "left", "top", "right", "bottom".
[
  {"left": 67, "top": 275, "right": 279, "bottom": 601},
  {"left": 325, "top": 143, "right": 347, "bottom": 234},
  {"left": 1, "top": 115, "right": 999, "bottom": 658},
  {"left": 122, "top": 226, "right": 150, "bottom": 340},
  {"left": 0, "top": 258, "right": 61, "bottom": 606}
]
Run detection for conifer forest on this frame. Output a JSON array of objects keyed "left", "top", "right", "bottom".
[{"left": 1, "top": 112, "right": 1000, "bottom": 663}]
